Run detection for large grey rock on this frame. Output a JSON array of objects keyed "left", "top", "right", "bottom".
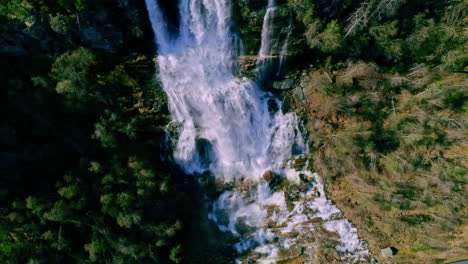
[
  {"left": 272, "top": 78, "right": 297, "bottom": 90},
  {"left": 381, "top": 247, "right": 398, "bottom": 257},
  {"left": 293, "top": 86, "right": 306, "bottom": 103}
]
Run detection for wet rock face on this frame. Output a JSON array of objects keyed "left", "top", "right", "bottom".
[
  {"left": 233, "top": 0, "right": 265, "bottom": 55},
  {"left": 234, "top": 0, "right": 294, "bottom": 55},
  {"left": 238, "top": 0, "right": 266, "bottom": 11},
  {"left": 247, "top": 3, "right": 292, "bottom": 55},
  {"left": 233, "top": 0, "right": 308, "bottom": 86},
  {"left": 157, "top": 0, "right": 180, "bottom": 34},
  {"left": 262, "top": 170, "right": 282, "bottom": 190}
]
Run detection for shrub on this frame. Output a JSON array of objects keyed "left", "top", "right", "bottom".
[
  {"left": 400, "top": 214, "right": 432, "bottom": 225},
  {"left": 301, "top": 0, "right": 315, "bottom": 26},
  {"left": 320, "top": 20, "right": 342, "bottom": 53},
  {"left": 169, "top": 245, "right": 183, "bottom": 263},
  {"left": 444, "top": 88, "right": 467, "bottom": 112}
]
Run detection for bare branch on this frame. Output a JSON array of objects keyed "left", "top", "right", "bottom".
[{"left": 345, "top": 0, "right": 406, "bottom": 37}]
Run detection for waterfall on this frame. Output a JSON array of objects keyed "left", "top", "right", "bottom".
[
  {"left": 277, "top": 13, "right": 292, "bottom": 76},
  {"left": 257, "top": 0, "right": 277, "bottom": 77},
  {"left": 258, "top": 0, "right": 276, "bottom": 58},
  {"left": 145, "top": 0, "right": 305, "bottom": 180},
  {"left": 257, "top": 0, "right": 293, "bottom": 78},
  {"left": 145, "top": 0, "right": 371, "bottom": 262}
]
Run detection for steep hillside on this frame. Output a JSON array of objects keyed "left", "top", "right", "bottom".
[{"left": 267, "top": 0, "right": 467, "bottom": 263}]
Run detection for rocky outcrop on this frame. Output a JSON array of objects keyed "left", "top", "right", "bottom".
[{"left": 272, "top": 77, "right": 298, "bottom": 90}]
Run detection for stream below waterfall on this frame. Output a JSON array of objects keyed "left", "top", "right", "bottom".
[{"left": 144, "top": 0, "right": 373, "bottom": 263}]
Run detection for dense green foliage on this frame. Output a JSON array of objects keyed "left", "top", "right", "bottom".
[{"left": 0, "top": 1, "right": 234, "bottom": 263}]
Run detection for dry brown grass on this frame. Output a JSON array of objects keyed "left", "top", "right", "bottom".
[{"left": 292, "top": 61, "right": 468, "bottom": 263}]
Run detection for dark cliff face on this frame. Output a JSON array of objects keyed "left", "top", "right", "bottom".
[
  {"left": 0, "top": 0, "right": 156, "bottom": 196},
  {"left": 157, "top": 0, "right": 181, "bottom": 35},
  {"left": 0, "top": 0, "right": 155, "bottom": 57}
]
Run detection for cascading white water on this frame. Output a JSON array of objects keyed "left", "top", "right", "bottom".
[
  {"left": 145, "top": 0, "right": 371, "bottom": 262},
  {"left": 258, "top": 0, "right": 276, "bottom": 58},
  {"left": 257, "top": 0, "right": 293, "bottom": 77},
  {"left": 145, "top": 0, "right": 305, "bottom": 180},
  {"left": 277, "top": 13, "right": 292, "bottom": 75}
]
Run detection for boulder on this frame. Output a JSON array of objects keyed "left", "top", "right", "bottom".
[
  {"left": 292, "top": 85, "right": 306, "bottom": 102},
  {"left": 262, "top": 170, "right": 282, "bottom": 190},
  {"left": 381, "top": 247, "right": 398, "bottom": 257},
  {"left": 272, "top": 78, "right": 297, "bottom": 90}
]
